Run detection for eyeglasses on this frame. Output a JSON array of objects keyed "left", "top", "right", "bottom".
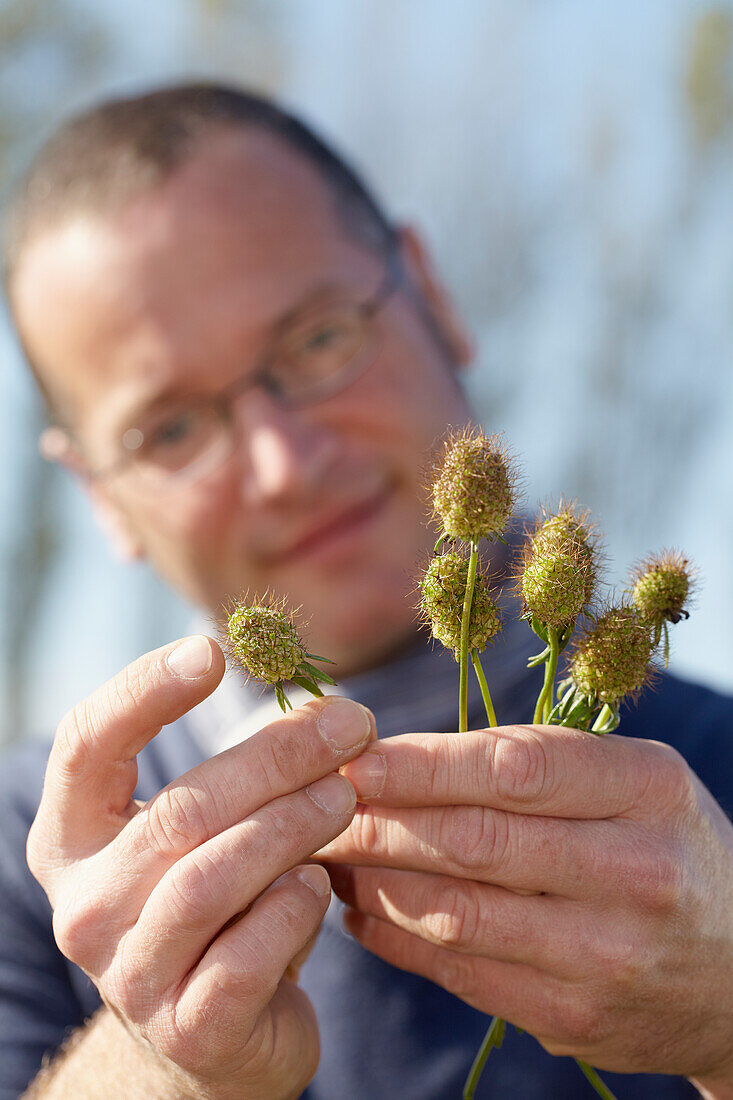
[{"left": 83, "top": 249, "right": 402, "bottom": 491}]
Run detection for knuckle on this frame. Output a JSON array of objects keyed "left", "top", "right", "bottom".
[
  {"left": 425, "top": 882, "right": 482, "bottom": 950},
  {"left": 164, "top": 853, "right": 225, "bottom": 927},
  {"left": 433, "top": 949, "right": 479, "bottom": 1001},
  {"left": 52, "top": 891, "right": 107, "bottom": 967},
  {"left": 348, "top": 806, "right": 382, "bottom": 860},
  {"left": 578, "top": 925, "right": 641, "bottom": 991},
  {"left": 25, "top": 818, "right": 49, "bottom": 882},
  {"left": 109, "top": 667, "right": 142, "bottom": 721},
  {"left": 148, "top": 1001, "right": 202, "bottom": 1069},
  {"left": 104, "top": 957, "right": 155, "bottom": 1022},
  {"left": 251, "top": 723, "right": 313, "bottom": 801},
  {"left": 634, "top": 742, "right": 697, "bottom": 816},
  {"left": 142, "top": 784, "right": 213, "bottom": 859},
  {"left": 424, "top": 744, "right": 444, "bottom": 800},
  {"left": 492, "top": 729, "right": 552, "bottom": 806},
  {"left": 629, "top": 841, "right": 685, "bottom": 914},
  {"left": 218, "top": 932, "right": 276, "bottom": 1001},
  {"left": 264, "top": 731, "right": 302, "bottom": 794},
  {"left": 53, "top": 706, "right": 94, "bottom": 778},
  {"left": 441, "top": 806, "right": 508, "bottom": 876},
  {"left": 556, "top": 991, "right": 607, "bottom": 1049}
]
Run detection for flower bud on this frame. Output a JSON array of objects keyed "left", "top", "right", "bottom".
[
  {"left": 570, "top": 604, "right": 654, "bottom": 705},
  {"left": 630, "top": 550, "right": 693, "bottom": 626},
  {"left": 431, "top": 427, "right": 519, "bottom": 543},
  {"left": 419, "top": 552, "right": 502, "bottom": 659},
  {"left": 225, "top": 600, "right": 306, "bottom": 683}
]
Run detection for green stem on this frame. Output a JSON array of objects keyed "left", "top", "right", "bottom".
[
  {"left": 591, "top": 703, "right": 614, "bottom": 733},
  {"left": 463, "top": 1016, "right": 505, "bottom": 1100},
  {"left": 575, "top": 1059, "right": 619, "bottom": 1100},
  {"left": 471, "top": 649, "right": 497, "bottom": 727},
  {"left": 532, "top": 624, "right": 559, "bottom": 724},
  {"left": 458, "top": 542, "right": 479, "bottom": 734}
]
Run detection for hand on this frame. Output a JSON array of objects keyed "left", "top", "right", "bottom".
[
  {"left": 317, "top": 723, "right": 733, "bottom": 1089},
  {"left": 27, "top": 635, "right": 376, "bottom": 1100}
]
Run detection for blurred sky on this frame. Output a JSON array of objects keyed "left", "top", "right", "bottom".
[{"left": 0, "top": 0, "right": 731, "bottom": 744}]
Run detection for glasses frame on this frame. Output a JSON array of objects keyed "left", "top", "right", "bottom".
[{"left": 81, "top": 243, "right": 403, "bottom": 487}]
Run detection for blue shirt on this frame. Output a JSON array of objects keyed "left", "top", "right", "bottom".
[{"left": 1, "top": 625, "right": 730, "bottom": 1099}]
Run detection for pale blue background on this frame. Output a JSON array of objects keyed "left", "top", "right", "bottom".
[{"left": 1, "top": 0, "right": 731, "bottom": 745}]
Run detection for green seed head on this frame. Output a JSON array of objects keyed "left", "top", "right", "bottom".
[
  {"left": 518, "top": 503, "right": 599, "bottom": 626},
  {"left": 570, "top": 604, "right": 654, "bottom": 705},
  {"left": 431, "top": 427, "right": 519, "bottom": 542},
  {"left": 225, "top": 599, "right": 307, "bottom": 684},
  {"left": 419, "top": 552, "right": 502, "bottom": 659},
  {"left": 521, "top": 552, "right": 589, "bottom": 627},
  {"left": 630, "top": 550, "right": 693, "bottom": 626}
]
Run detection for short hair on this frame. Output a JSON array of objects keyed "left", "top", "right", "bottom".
[
  {"left": 2, "top": 82, "right": 398, "bottom": 417},
  {"left": 3, "top": 81, "right": 397, "bottom": 291}
]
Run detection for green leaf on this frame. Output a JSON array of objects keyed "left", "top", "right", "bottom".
[
  {"left": 274, "top": 681, "right": 291, "bottom": 712},
  {"left": 527, "top": 645, "right": 551, "bottom": 668},
  {"left": 305, "top": 653, "right": 336, "bottom": 665},
  {"left": 292, "top": 674, "right": 324, "bottom": 697},
  {"left": 300, "top": 661, "right": 337, "bottom": 685},
  {"left": 560, "top": 698, "right": 595, "bottom": 730},
  {"left": 546, "top": 700, "right": 565, "bottom": 725}
]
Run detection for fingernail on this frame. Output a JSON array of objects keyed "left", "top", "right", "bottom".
[
  {"left": 306, "top": 773, "right": 357, "bottom": 814},
  {"left": 167, "top": 636, "right": 213, "bottom": 679},
  {"left": 340, "top": 751, "right": 386, "bottom": 799},
  {"left": 297, "top": 864, "right": 331, "bottom": 898},
  {"left": 316, "top": 698, "right": 373, "bottom": 750}
]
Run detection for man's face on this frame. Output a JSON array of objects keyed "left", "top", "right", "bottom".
[{"left": 11, "top": 129, "right": 472, "bottom": 673}]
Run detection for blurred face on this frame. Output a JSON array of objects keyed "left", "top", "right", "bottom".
[{"left": 11, "top": 129, "right": 473, "bottom": 673}]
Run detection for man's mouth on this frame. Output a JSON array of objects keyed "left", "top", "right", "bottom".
[{"left": 271, "top": 483, "right": 394, "bottom": 564}]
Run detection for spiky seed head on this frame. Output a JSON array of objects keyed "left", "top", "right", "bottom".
[
  {"left": 570, "top": 604, "right": 654, "bottom": 705},
  {"left": 631, "top": 550, "right": 693, "bottom": 626},
  {"left": 418, "top": 551, "right": 502, "bottom": 659},
  {"left": 225, "top": 599, "right": 306, "bottom": 684},
  {"left": 532, "top": 503, "right": 597, "bottom": 580},
  {"left": 521, "top": 553, "right": 589, "bottom": 627},
  {"left": 517, "top": 503, "right": 599, "bottom": 626},
  {"left": 431, "top": 427, "right": 519, "bottom": 542}
]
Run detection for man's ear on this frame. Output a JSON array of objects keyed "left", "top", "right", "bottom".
[
  {"left": 39, "top": 426, "right": 145, "bottom": 563},
  {"left": 396, "top": 225, "right": 475, "bottom": 369}
]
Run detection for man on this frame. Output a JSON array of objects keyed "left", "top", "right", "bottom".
[{"left": 1, "top": 84, "right": 731, "bottom": 1100}]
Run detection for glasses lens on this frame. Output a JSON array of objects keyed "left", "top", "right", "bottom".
[
  {"left": 128, "top": 400, "right": 228, "bottom": 478},
  {"left": 270, "top": 306, "right": 367, "bottom": 401}
]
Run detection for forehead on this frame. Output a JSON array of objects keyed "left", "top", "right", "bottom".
[{"left": 11, "top": 129, "right": 379, "bottom": 428}]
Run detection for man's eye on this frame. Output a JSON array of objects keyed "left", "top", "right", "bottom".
[
  {"left": 147, "top": 412, "right": 197, "bottom": 449},
  {"left": 301, "top": 324, "right": 349, "bottom": 353}
]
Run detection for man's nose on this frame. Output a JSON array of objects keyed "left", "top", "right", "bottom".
[{"left": 233, "top": 391, "right": 339, "bottom": 506}]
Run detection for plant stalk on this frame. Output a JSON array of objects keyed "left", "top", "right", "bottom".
[
  {"left": 463, "top": 1015, "right": 505, "bottom": 1100},
  {"left": 458, "top": 541, "right": 479, "bottom": 733},
  {"left": 471, "top": 649, "right": 497, "bottom": 727},
  {"left": 532, "top": 624, "right": 559, "bottom": 724},
  {"left": 575, "top": 1059, "right": 619, "bottom": 1100}
]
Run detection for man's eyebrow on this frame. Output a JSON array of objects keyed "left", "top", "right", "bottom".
[{"left": 269, "top": 278, "right": 366, "bottom": 332}]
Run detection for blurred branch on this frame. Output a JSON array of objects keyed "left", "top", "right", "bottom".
[{"left": 685, "top": 8, "right": 733, "bottom": 148}]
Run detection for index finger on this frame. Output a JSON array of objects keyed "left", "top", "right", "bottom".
[{"left": 339, "top": 724, "right": 670, "bottom": 819}]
